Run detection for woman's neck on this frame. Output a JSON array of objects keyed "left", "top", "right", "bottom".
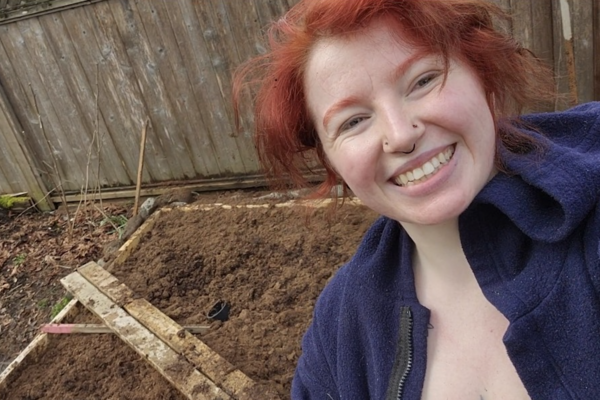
[{"left": 401, "top": 218, "right": 476, "bottom": 289}]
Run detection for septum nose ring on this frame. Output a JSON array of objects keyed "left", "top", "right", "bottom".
[
  {"left": 400, "top": 143, "right": 416, "bottom": 154},
  {"left": 383, "top": 124, "right": 418, "bottom": 154},
  {"left": 383, "top": 142, "right": 416, "bottom": 154}
]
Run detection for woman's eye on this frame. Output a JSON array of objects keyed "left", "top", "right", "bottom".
[
  {"left": 415, "top": 73, "right": 437, "bottom": 89},
  {"left": 340, "top": 116, "right": 367, "bottom": 132}
]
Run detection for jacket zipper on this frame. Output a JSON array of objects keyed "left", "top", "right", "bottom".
[{"left": 385, "top": 306, "right": 413, "bottom": 400}]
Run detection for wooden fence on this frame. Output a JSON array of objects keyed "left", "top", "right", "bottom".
[{"left": 0, "top": 0, "right": 598, "bottom": 210}]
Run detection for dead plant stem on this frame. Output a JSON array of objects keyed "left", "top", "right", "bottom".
[{"left": 29, "top": 84, "right": 73, "bottom": 236}]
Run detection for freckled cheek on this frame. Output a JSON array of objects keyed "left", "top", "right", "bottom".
[{"left": 332, "top": 156, "right": 378, "bottom": 190}]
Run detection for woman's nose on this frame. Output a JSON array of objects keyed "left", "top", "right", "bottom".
[{"left": 380, "top": 109, "right": 422, "bottom": 154}]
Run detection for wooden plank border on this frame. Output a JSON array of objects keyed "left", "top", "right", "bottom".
[
  {"left": 0, "top": 198, "right": 359, "bottom": 398},
  {"left": 0, "top": 298, "right": 79, "bottom": 392},
  {"left": 61, "top": 271, "right": 231, "bottom": 400},
  {"left": 76, "top": 261, "right": 280, "bottom": 400},
  {"left": 47, "top": 172, "right": 327, "bottom": 205}
]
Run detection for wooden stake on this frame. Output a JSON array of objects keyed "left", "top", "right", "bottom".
[
  {"left": 133, "top": 119, "right": 149, "bottom": 216},
  {"left": 41, "top": 323, "right": 210, "bottom": 334}
]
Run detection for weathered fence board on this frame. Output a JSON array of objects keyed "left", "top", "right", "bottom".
[
  {"left": 39, "top": 11, "right": 130, "bottom": 186},
  {"left": 0, "top": 0, "right": 597, "bottom": 208},
  {"left": 0, "top": 83, "right": 52, "bottom": 209}
]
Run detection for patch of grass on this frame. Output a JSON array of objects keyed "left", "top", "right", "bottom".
[
  {"left": 13, "top": 253, "right": 27, "bottom": 266},
  {"left": 37, "top": 298, "right": 50, "bottom": 308},
  {"left": 99, "top": 214, "right": 128, "bottom": 238},
  {"left": 50, "top": 295, "right": 73, "bottom": 319}
]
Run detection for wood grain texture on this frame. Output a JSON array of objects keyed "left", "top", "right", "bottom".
[
  {"left": 134, "top": 0, "right": 211, "bottom": 176},
  {"left": 19, "top": 17, "right": 95, "bottom": 182},
  {"left": 570, "top": 0, "right": 594, "bottom": 103},
  {"left": 68, "top": 3, "right": 148, "bottom": 183},
  {"left": 77, "top": 261, "right": 277, "bottom": 399},
  {"left": 0, "top": 298, "right": 79, "bottom": 394},
  {"left": 189, "top": 0, "right": 246, "bottom": 175},
  {"left": 0, "top": 84, "right": 52, "bottom": 209},
  {"left": 61, "top": 271, "right": 231, "bottom": 400},
  {"left": 110, "top": 0, "right": 194, "bottom": 181},
  {"left": 0, "top": 0, "right": 597, "bottom": 201},
  {"left": 552, "top": 0, "right": 577, "bottom": 108},
  {"left": 38, "top": 10, "right": 130, "bottom": 186},
  {"left": 0, "top": 22, "right": 84, "bottom": 187}
]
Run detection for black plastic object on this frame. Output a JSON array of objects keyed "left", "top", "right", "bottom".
[{"left": 207, "top": 301, "right": 230, "bottom": 322}]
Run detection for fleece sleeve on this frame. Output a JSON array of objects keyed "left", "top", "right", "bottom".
[
  {"left": 291, "top": 321, "right": 340, "bottom": 399},
  {"left": 291, "top": 270, "right": 345, "bottom": 400}
]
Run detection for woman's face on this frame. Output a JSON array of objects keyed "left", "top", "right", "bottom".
[{"left": 304, "top": 21, "right": 497, "bottom": 225}]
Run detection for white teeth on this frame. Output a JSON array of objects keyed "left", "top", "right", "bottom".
[
  {"left": 413, "top": 167, "right": 424, "bottom": 180},
  {"left": 394, "top": 146, "right": 455, "bottom": 187},
  {"left": 422, "top": 162, "right": 434, "bottom": 175}
]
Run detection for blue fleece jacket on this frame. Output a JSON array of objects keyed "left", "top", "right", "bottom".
[{"left": 292, "top": 102, "right": 600, "bottom": 399}]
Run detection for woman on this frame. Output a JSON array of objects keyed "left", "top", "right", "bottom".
[{"left": 233, "top": 0, "right": 600, "bottom": 398}]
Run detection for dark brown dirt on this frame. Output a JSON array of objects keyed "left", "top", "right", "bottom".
[
  {"left": 1, "top": 189, "right": 379, "bottom": 399},
  {"left": 0, "top": 203, "right": 129, "bottom": 369}
]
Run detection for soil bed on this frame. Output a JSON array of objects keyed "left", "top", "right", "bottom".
[{"left": 3, "top": 191, "right": 379, "bottom": 399}]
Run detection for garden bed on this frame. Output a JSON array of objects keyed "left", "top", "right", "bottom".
[{"left": 0, "top": 195, "right": 379, "bottom": 399}]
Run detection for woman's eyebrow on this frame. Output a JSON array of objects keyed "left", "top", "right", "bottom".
[
  {"left": 390, "top": 51, "right": 429, "bottom": 81},
  {"left": 322, "top": 96, "right": 361, "bottom": 130}
]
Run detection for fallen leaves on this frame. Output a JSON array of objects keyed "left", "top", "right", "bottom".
[{"left": 0, "top": 204, "right": 129, "bottom": 364}]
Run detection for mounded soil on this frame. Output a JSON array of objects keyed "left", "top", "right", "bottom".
[{"left": 2, "top": 190, "right": 379, "bottom": 399}]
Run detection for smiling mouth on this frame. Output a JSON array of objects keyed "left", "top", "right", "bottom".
[{"left": 394, "top": 145, "right": 455, "bottom": 187}]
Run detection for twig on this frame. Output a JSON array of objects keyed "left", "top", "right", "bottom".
[
  {"left": 133, "top": 119, "right": 149, "bottom": 216},
  {"left": 29, "top": 84, "right": 73, "bottom": 236},
  {"left": 8, "top": 283, "right": 23, "bottom": 294},
  {"left": 94, "top": 63, "right": 103, "bottom": 207},
  {"left": 92, "top": 203, "right": 121, "bottom": 234},
  {"left": 74, "top": 64, "right": 103, "bottom": 224},
  {"left": 15, "top": 188, "right": 54, "bottom": 217}
]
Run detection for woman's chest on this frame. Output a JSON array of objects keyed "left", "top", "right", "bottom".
[{"left": 419, "top": 303, "right": 530, "bottom": 400}]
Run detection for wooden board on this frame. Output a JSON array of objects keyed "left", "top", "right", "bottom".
[
  {"left": 38, "top": 10, "right": 131, "bottom": 187},
  {"left": 77, "top": 262, "right": 279, "bottom": 400},
  {"left": 0, "top": 198, "right": 353, "bottom": 398},
  {"left": 0, "top": 83, "right": 53, "bottom": 210},
  {"left": 112, "top": 208, "right": 161, "bottom": 267},
  {"left": 0, "top": 0, "right": 105, "bottom": 25},
  {"left": 108, "top": 0, "right": 192, "bottom": 181},
  {"left": 129, "top": 0, "right": 210, "bottom": 177},
  {"left": 0, "top": 298, "right": 79, "bottom": 392},
  {"left": 61, "top": 271, "right": 230, "bottom": 400},
  {"left": 41, "top": 323, "right": 209, "bottom": 334}
]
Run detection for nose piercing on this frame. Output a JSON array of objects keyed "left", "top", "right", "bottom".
[
  {"left": 383, "top": 142, "right": 416, "bottom": 154},
  {"left": 400, "top": 143, "right": 416, "bottom": 154}
]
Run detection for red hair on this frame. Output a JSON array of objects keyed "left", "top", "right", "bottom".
[{"left": 233, "top": 0, "right": 555, "bottom": 197}]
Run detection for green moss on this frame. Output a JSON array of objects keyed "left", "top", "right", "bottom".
[
  {"left": 50, "top": 295, "right": 73, "bottom": 319},
  {"left": 0, "top": 195, "right": 30, "bottom": 210}
]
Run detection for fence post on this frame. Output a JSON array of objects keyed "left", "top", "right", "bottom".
[{"left": 0, "top": 83, "right": 54, "bottom": 211}]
